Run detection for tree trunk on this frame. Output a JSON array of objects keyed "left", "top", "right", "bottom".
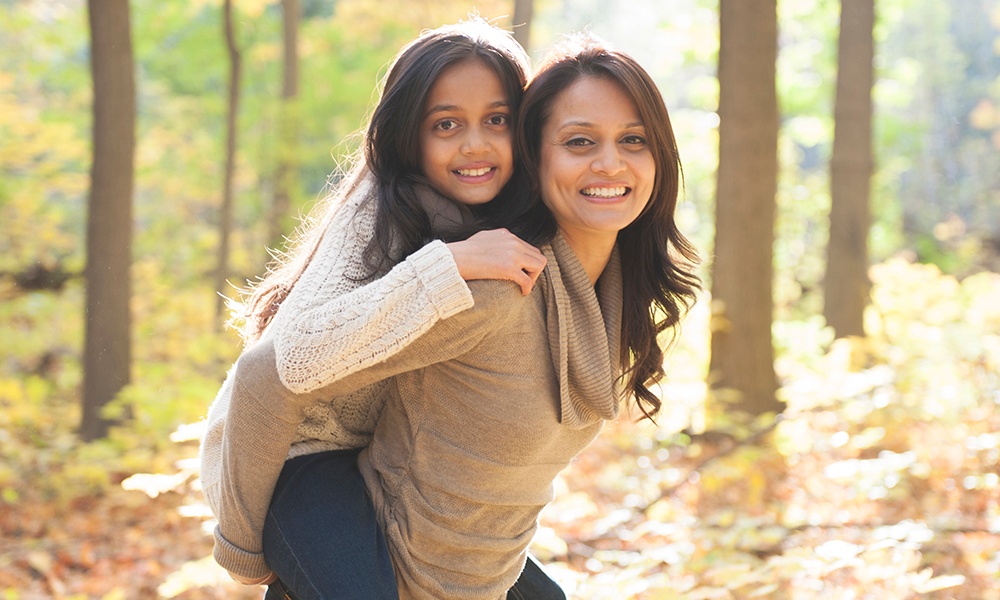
[
  {"left": 512, "top": 0, "right": 534, "bottom": 52},
  {"left": 824, "top": 0, "right": 875, "bottom": 338},
  {"left": 81, "top": 0, "right": 135, "bottom": 441},
  {"left": 710, "top": 0, "right": 782, "bottom": 416},
  {"left": 215, "top": 0, "right": 241, "bottom": 320},
  {"left": 268, "top": 0, "right": 301, "bottom": 251}
]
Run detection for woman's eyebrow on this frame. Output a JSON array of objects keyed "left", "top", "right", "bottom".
[{"left": 555, "top": 120, "right": 645, "bottom": 130}]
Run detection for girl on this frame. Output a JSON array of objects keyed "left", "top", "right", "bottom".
[
  {"left": 199, "top": 18, "right": 544, "bottom": 589},
  {"left": 222, "top": 33, "right": 701, "bottom": 599}
]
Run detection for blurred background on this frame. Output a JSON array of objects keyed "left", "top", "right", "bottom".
[{"left": 1, "top": 0, "right": 998, "bottom": 598}]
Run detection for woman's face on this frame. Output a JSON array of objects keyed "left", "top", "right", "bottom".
[
  {"left": 419, "top": 59, "right": 514, "bottom": 206},
  {"left": 538, "top": 76, "right": 654, "bottom": 248}
]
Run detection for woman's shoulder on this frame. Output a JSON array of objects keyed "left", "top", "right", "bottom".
[{"left": 465, "top": 279, "right": 534, "bottom": 320}]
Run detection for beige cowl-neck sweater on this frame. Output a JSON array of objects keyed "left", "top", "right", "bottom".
[{"left": 224, "top": 233, "right": 625, "bottom": 599}]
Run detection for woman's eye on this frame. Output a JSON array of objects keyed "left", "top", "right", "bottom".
[
  {"left": 566, "top": 137, "right": 593, "bottom": 147},
  {"left": 622, "top": 134, "right": 647, "bottom": 146},
  {"left": 487, "top": 114, "right": 509, "bottom": 126}
]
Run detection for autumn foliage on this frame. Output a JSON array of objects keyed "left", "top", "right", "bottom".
[
  {"left": 2, "top": 260, "right": 998, "bottom": 599},
  {"left": 2, "top": 0, "right": 999, "bottom": 598}
]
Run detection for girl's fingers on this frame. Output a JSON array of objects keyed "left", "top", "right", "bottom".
[{"left": 514, "top": 271, "right": 534, "bottom": 296}]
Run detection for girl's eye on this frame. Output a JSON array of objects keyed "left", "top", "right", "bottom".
[
  {"left": 435, "top": 119, "right": 459, "bottom": 132},
  {"left": 487, "top": 114, "right": 509, "bottom": 126},
  {"left": 622, "top": 134, "right": 647, "bottom": 146}
]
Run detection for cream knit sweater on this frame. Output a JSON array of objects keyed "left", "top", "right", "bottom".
[
  {"left": 220, "top": 233, "right": 624, "bottom": 599},
  {"left": 199, "top": 175, "right": 477, "bottom": 579}
]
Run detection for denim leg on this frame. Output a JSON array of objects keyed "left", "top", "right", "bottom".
[
  {"left": 507, "top": 554, "right": 567, "bottom": 600},
  {"left": 264, "top": 577, "right": 296, "bottom": 600},
  {"left": 262, "top": 449, "right": 399, "bottom": 600}
]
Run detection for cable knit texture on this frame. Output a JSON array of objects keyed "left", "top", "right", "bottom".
[
  {"left": 207, "top": 231, "right": 625, "bottom": 598},
  {"left": 198, "top": 176, "right": 475, "bottom": 580}
]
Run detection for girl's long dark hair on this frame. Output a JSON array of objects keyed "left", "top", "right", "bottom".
[
  {"left": 233, "top": 19, "right": 531, "bottom": 341},
  {"left": 516, "top": 34, "right": 701, "bottom": 421}
]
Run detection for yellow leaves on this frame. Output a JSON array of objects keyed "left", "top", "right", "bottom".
[
  {"left": 912, "top": 571, "right": 967, "bottom": 593},
  {"left": 156, "top": 555, "right": 235, "bottom": 599},
  {"left": 121, "top": 472, "right": 192, "bottom": 499},
  {"left": 969, "top": 98, "right": 998, "bottom": 131}
]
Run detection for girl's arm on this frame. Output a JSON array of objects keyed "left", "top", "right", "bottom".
[
  {"left": 268, "top": 186, "right": 473, "bottom": 394},
  {"left": 206, "top": 179, "right": 543, "bottom": 581},
  {"left": 448, "top": 228, "right": 547, "bottom": 296},
  {"left": 212, "top": 279, "right": 523, "bottom": 582},
  {"left": 268, "top": 188, "right": 545, "bottom": 395}
]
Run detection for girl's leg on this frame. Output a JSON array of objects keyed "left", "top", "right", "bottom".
[
  {"left": 262, "top": 449, "right": 398, "bottom": 600},
  {"left": 507, "top": 554, "right": 568, "bottom": 600},
  {"left": 263, "top": 577, "right": 296, "bottom": 600}
]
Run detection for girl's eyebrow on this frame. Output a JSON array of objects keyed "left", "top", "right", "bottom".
[{"left": 424, "top": 99, "right": 509, "bottom": 118}]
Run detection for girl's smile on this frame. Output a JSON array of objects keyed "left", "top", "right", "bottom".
[{"left": 419, "top": 59, "right": 514, "bottom": 206}]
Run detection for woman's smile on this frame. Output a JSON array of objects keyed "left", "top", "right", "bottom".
[{"left": 539, "top": 75, "right": 655, "bottom": 252}]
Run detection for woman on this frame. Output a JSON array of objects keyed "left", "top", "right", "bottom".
[{"left": 225, "top": 33, "right": 700, "bottom": 599}]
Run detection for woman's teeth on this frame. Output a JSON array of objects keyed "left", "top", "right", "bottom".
[{"left": 582, "top": 186, "right": 627, "bottom": 198}]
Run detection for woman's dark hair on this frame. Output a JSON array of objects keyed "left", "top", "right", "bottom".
[
  {"left": 516, "top": 33, "right": 701, "bottom": 421},
  {"left": 234, "top": 18, "right": 531, "bottom": 341}
]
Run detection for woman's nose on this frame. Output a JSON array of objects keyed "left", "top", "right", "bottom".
[{"left": 591, "top": 144, "right": 625, "bottom": 175}]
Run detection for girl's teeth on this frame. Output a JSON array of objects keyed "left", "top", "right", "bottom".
[
  {"left": 582, "top": 186, "right": 627, "bottom": 198},
  {"left": 456, "top": 167, "right": 492, "bottom": 177}
]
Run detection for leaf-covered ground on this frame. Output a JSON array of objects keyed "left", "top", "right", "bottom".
[{"left": 1, "top": 260, "right": 998, "bottom": 599}]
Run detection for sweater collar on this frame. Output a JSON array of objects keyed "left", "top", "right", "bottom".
[{"left": 541, "top": 231, "right": 624, "bottom": 428}]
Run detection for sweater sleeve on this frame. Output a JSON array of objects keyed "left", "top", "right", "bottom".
[
  {"left": 267, "top": 186, "right": 475, "bottom": 394},
  {"left": 212, "top": 280, "right": 522, "bottom": 580}
]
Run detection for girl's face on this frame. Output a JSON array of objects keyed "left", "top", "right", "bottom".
[
  {"left": 419, "top": 59, "right": 514, "bottom": 206},
  {"left": 539, "top": 76, "right": 655, "bottom": 249}
]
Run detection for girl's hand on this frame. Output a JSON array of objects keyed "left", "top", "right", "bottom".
[{"left": 447, "top": 229, "right": 547, "bottom": 296}]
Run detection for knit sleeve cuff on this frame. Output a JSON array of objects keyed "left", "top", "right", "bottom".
[
  {"left": 213, "top": 524, "right": 272, "bottom": 582},
  {"left": 411, "top": 240, "right": 474, "bottom": 319}
]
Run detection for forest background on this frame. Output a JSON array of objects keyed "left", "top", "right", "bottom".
[{"left": 1, "top": 0, "right": 999, "bottom": 598}]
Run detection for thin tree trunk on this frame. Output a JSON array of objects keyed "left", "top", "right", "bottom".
[
  {"left": 824, "top": 0, "right": 874, "bottom": 338},
  {"left": 512, "top": 0, "right": 534, "bottom": 53},
  {"left": 81, "top": 0, "right": 135, "bottom": 441},
  {"left": 710, "top": 0, "right": 782, "bottom": 416},
  {"left": 215, "top": 0, "right": 241, "bottom": 320},
  {"left": 268, "top": 0, "right": 300, "bottom": 250}
]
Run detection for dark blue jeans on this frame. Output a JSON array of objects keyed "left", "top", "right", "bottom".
[{"left": 262, "top": 449, "right": 566, "bottom": 600}]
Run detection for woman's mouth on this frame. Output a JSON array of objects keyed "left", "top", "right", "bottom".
[{"left": 581, "top": 185, "right": 630, "bottom": 199}]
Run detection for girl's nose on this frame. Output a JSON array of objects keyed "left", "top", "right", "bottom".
[{"left": 461, "top": 127, "right": 490, "bottom": 155}]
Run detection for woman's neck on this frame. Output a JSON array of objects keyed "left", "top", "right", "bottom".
[{"left": 559, "top": 229, "right": 616, "bottom": 285}]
